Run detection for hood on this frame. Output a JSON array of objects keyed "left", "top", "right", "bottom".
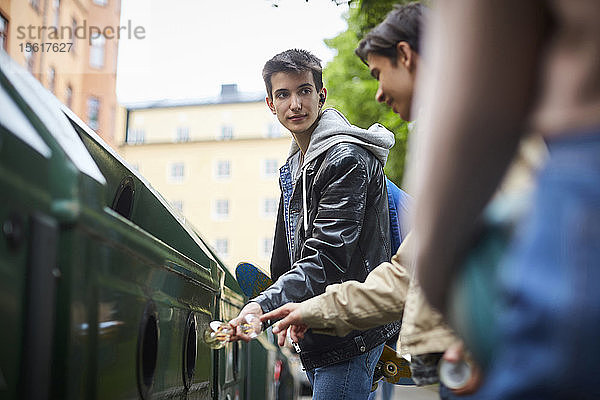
[
  {"left": 287, "top": 108, "right": 395, "bottom": 168},
  {"left": 285, "top": 108, "right": 395, "bottom": 234}
]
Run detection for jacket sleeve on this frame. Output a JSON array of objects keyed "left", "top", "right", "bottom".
[
  {"left": 298, "top": 233, "right": 413, "bottom": 337},
  {"left": 253, "top": 147, "right": 375, "bottom": 313}
]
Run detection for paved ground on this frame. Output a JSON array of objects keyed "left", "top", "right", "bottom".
[
  {"left": 386, "top": 385, "right": 439, "bottom": 400},
  {"left": 299, "top": 384, "right": 439, "bottom": 400}
]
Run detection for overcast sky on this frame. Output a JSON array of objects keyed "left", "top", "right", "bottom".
[{"left": 116, "top": 0, "right": 349, "bottom": 103}]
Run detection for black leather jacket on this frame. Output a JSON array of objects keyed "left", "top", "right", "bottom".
[{"left": 253, "top": 142, "right": 400, "bottom": 370}]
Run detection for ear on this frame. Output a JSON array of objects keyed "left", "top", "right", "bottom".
[
  {"left": 319, "top": 88, "right": 327, "bottom": 106},
  {"left": 265, "top": 96, "right": 276, "bottom": 114},
  {"left": 396, "top": 41, "right": 415, "bottom": 70}
]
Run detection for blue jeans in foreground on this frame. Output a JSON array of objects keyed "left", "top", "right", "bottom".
[
  {"left": 306, "top": 343, "right": 384, "bottom": 400},
  {"left": 477, "top": 131, "right": 600, "bottom": 399}
]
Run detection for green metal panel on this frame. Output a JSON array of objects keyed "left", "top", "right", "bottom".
[
  {"left": 0, "top": 56, "right": 72, "bottom": 399},
  {"left": 0, "top": 50, "right": 296, "bottom": 400},
  {"left": 69, "top": 116, "right": 218, "bottom": 273}
]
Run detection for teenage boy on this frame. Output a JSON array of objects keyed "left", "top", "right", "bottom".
[
  {"left": 230, "top": 49, "right": 399, "bottom": 400},
  {"left": 260, "top": 5, "right": 482, "bottom": 399}
]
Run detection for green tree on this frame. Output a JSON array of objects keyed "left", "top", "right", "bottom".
[{"left": 323, "top": 0, "right": 411, "bottom": 186}]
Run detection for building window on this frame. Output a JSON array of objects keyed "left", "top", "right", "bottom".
[
  {"left": 87, "top": 97, "right": 100, "bottom": 130},
  {"left": 93, "top": 0, "right": 108, "bottom": 5},
  {"left": 261, "top": 237, "right": 274, "bottom": 259},
  {"left": 71, "top": 18, "right": 77, "bottom": 53},
  {"left": 175, "top": 126, "right": 190, "bottom": 142},
  {"left": 127, "top": 128, "right": 145, "bottom": 144},
  {"left": 24, "top": 47, "right": 35, "bottom": 74},
  {"left": 29, "top": 0, "right": 40, "bottom": 12},
  {"left": 263, "top": 159, "right": 278, "bottom": 178},
  {"left": 214, "top": 199, "right": 229, "bottom": 219},
  {"left": 52, "top": 0, "right": 61, "bottom": 28},
  {"left": 109, "top": 106, "right": 115, "bottom": 142},
  {"left": 90, "top": 34, "right": 105, "bottom": 68},
  {"left": 267, "top": 122, "right": 281, "bottom": 138},
  {"left": 219, "top": 125, "right": 233, "bottom": 140},
  {"left": 0, "top": 14, "right": 7, "bottom": 51},
  {"left": 169, "top": 162, "right": 185, "bottom": 183},
  {"left": 214, "top": 238, "right": 229, "bottom": 258},
  {"left": 48, "top": 67, "right": 55, "bottom": 94},
  {"left": 171, "top": 200, "right": 183, "bottom": 213},
  {"left": 113, "top": 40, "right": 119, "bottom": 71},
  {"left": 262, "top": 197, "right": 277, "bottom": 218},
  {"left": 65, "top": 85, "right": 72, "bottom": 108},
  {"left": 215, "top": 160, "right": 231, "bottom": 179}
]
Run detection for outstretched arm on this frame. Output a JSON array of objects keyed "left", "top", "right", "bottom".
[
  {"left": 261, "top": 236, "right": 413, "bottom": 343},
  {"left": 410, "top": 0, "right": 549, "bottom": 312}
]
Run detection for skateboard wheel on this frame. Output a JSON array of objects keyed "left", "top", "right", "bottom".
[{"left": 383, "top": 361, "right": 398, "bottom": 378}]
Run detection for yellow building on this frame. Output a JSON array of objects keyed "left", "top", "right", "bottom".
[
  {"left": 0, "top": 0, "right": 121, "bottom": 145},
  {"left": 117, "top": 84, "right": 291, "bottom": 271}
]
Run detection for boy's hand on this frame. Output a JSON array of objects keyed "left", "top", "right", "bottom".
[
  {"left": 443, "top": 341, "right": 483, "bottom": 395},
  {"left": 261, "top": 303, "right": 309, "bottom": 346},
  {"left": 229, "top": 302, "right": 263, "bottom": 342}
]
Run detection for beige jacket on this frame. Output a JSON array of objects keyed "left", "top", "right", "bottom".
[
  {"left": 300, "top": 232, "right": 457, "bottom": 356},
  {"left": 297, "top": 132, "right": 546, "bottom": 357}
]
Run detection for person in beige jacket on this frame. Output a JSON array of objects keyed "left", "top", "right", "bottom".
[{"left": 264, "top": 232, "right": 459, "bottom": 374}]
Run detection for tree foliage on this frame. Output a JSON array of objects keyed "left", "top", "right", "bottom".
[{"left": 323, "top": 0, "right": 411, "bottom": 186}]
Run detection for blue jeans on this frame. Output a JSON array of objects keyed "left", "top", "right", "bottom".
[
  {"left": 477, "top": 131, "right": 600, "bottom": 399},
  {"left": 306, "top": 343, "right": 385, "bottom": 400}
]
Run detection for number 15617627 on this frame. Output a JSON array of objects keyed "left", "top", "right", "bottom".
[{"left": 19, "top": 42, "right": 73, "bottom": 53}]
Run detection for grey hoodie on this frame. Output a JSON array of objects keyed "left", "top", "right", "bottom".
[
  {"left": 289, "top": 108, "right": 395, "bottom": 166},
  {"left": 286, "top": 108, "right": 395, "bottom": 232}
]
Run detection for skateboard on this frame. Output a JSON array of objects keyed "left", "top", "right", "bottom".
[
  {"left": 234, "top": 262, "right": 415, "bottom": 388},
  {"left": 235, "top": 261, "right": 273, "bottom": 298},
  {"left": 371, "top": 344, "right": 414, "bottom": 391}
]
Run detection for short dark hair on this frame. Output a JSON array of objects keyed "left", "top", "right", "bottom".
[
  {"left": 355, "top": 2, "right": 424, "bottom": 66},
  {"left": 262, "top": 49, "right": 323, "bottom": 98}
]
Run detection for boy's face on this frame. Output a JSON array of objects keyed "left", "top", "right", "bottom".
[
  {"left": 266, "top": 70, "right": 325, "bottom": 136},
  {"left": 367, "top": 50, "right": 415, "bottom": 121}
]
